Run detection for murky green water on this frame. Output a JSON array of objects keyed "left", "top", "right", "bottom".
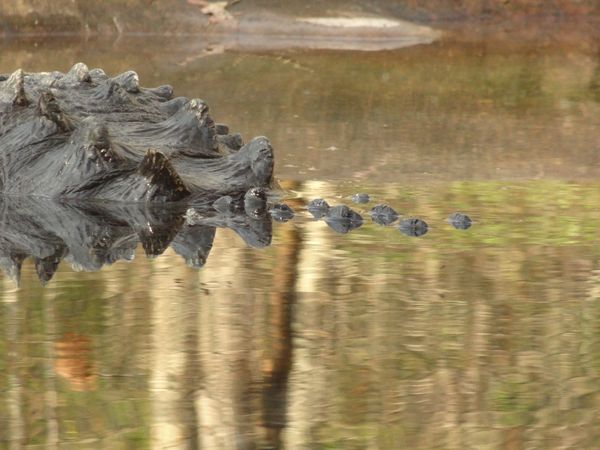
[{"left": 1, "top": 36, "right": 600, "bottom": 449}]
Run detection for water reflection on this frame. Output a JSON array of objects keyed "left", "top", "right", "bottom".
[
  {"left": 2, "top": 179, "right": 600, "bottom": 448},
  {"left": 0, "top": 197, "right": 272, "bottom": 286}
]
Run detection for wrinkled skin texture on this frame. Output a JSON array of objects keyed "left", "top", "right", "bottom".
[
  {"left": 0, "top": 63, "right": 274, "bottom": 203},
  {"left": 0, "top": 64, "right": 276, "bottom": 285},
  {"left": 370, "top": 204, "right": 398, "bottom": 225},
  {"left": 324, "top": 205, "right": 363, "bottom": 234}
]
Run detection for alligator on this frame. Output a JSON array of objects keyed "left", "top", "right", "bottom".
[
  {"left": 0, "top": 63, "right": 281, "bottom": 284},
  {"left": 0, "top": 64, "right": 472, "bottom": 285},
  {"left": 0, "top": 63, "right": 274, "bottom": 204}
]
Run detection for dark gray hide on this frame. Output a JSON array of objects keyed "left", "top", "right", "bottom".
[
  {"left": 448, "top": 212, "right": 472, "bottom": 230},
  {"left": 306, "top": 198, "right": 330, "bottom": 219},
  {"left": 324, "top": 205, "right": 363, "bottom": 234},
  {"left": 0, "top": 63, "right": 274, "bottom": 202},
  {"left": 398, "top": 218, "right": 428, "bottom": 237},
  {"left": 370, "top": 204, "right": 399, "bottom": 225},
  {"left": 269, "top": 203, "right": 295, "bottom": 222}
]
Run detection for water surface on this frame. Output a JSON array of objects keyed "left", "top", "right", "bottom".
[{"left": 1, "top": 36, "right": 600, "bottom": 449}]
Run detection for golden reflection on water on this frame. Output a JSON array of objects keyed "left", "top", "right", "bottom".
[{"left": 55, "top": 333, "right": 96, "bottom": 392}]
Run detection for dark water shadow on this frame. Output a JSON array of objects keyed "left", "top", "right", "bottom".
[{"left": 0, "top": 196, "right": 272, "bottom": 285}]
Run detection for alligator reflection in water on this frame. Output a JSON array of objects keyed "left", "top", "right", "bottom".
[{"left": 0, "top": 197, "right": 272, "bottom": 285}]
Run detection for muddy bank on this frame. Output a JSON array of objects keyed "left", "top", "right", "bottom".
[
  {"left": 0, "top": 0, "right": 208, "bottom": 35},
  {"left": 0, "top": 1, "right": 440, "bottom": 51},
  {"left": 1, "top": 0, "right": 598, "bottom": 49}
]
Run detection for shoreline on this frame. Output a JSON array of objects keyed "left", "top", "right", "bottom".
[{"left": 1, "top": 2, "right": 598, "bottom": 51}]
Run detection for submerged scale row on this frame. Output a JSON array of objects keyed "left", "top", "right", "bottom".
[{"left": 0, "top": 63, "right": 274, "bottom": 202}]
